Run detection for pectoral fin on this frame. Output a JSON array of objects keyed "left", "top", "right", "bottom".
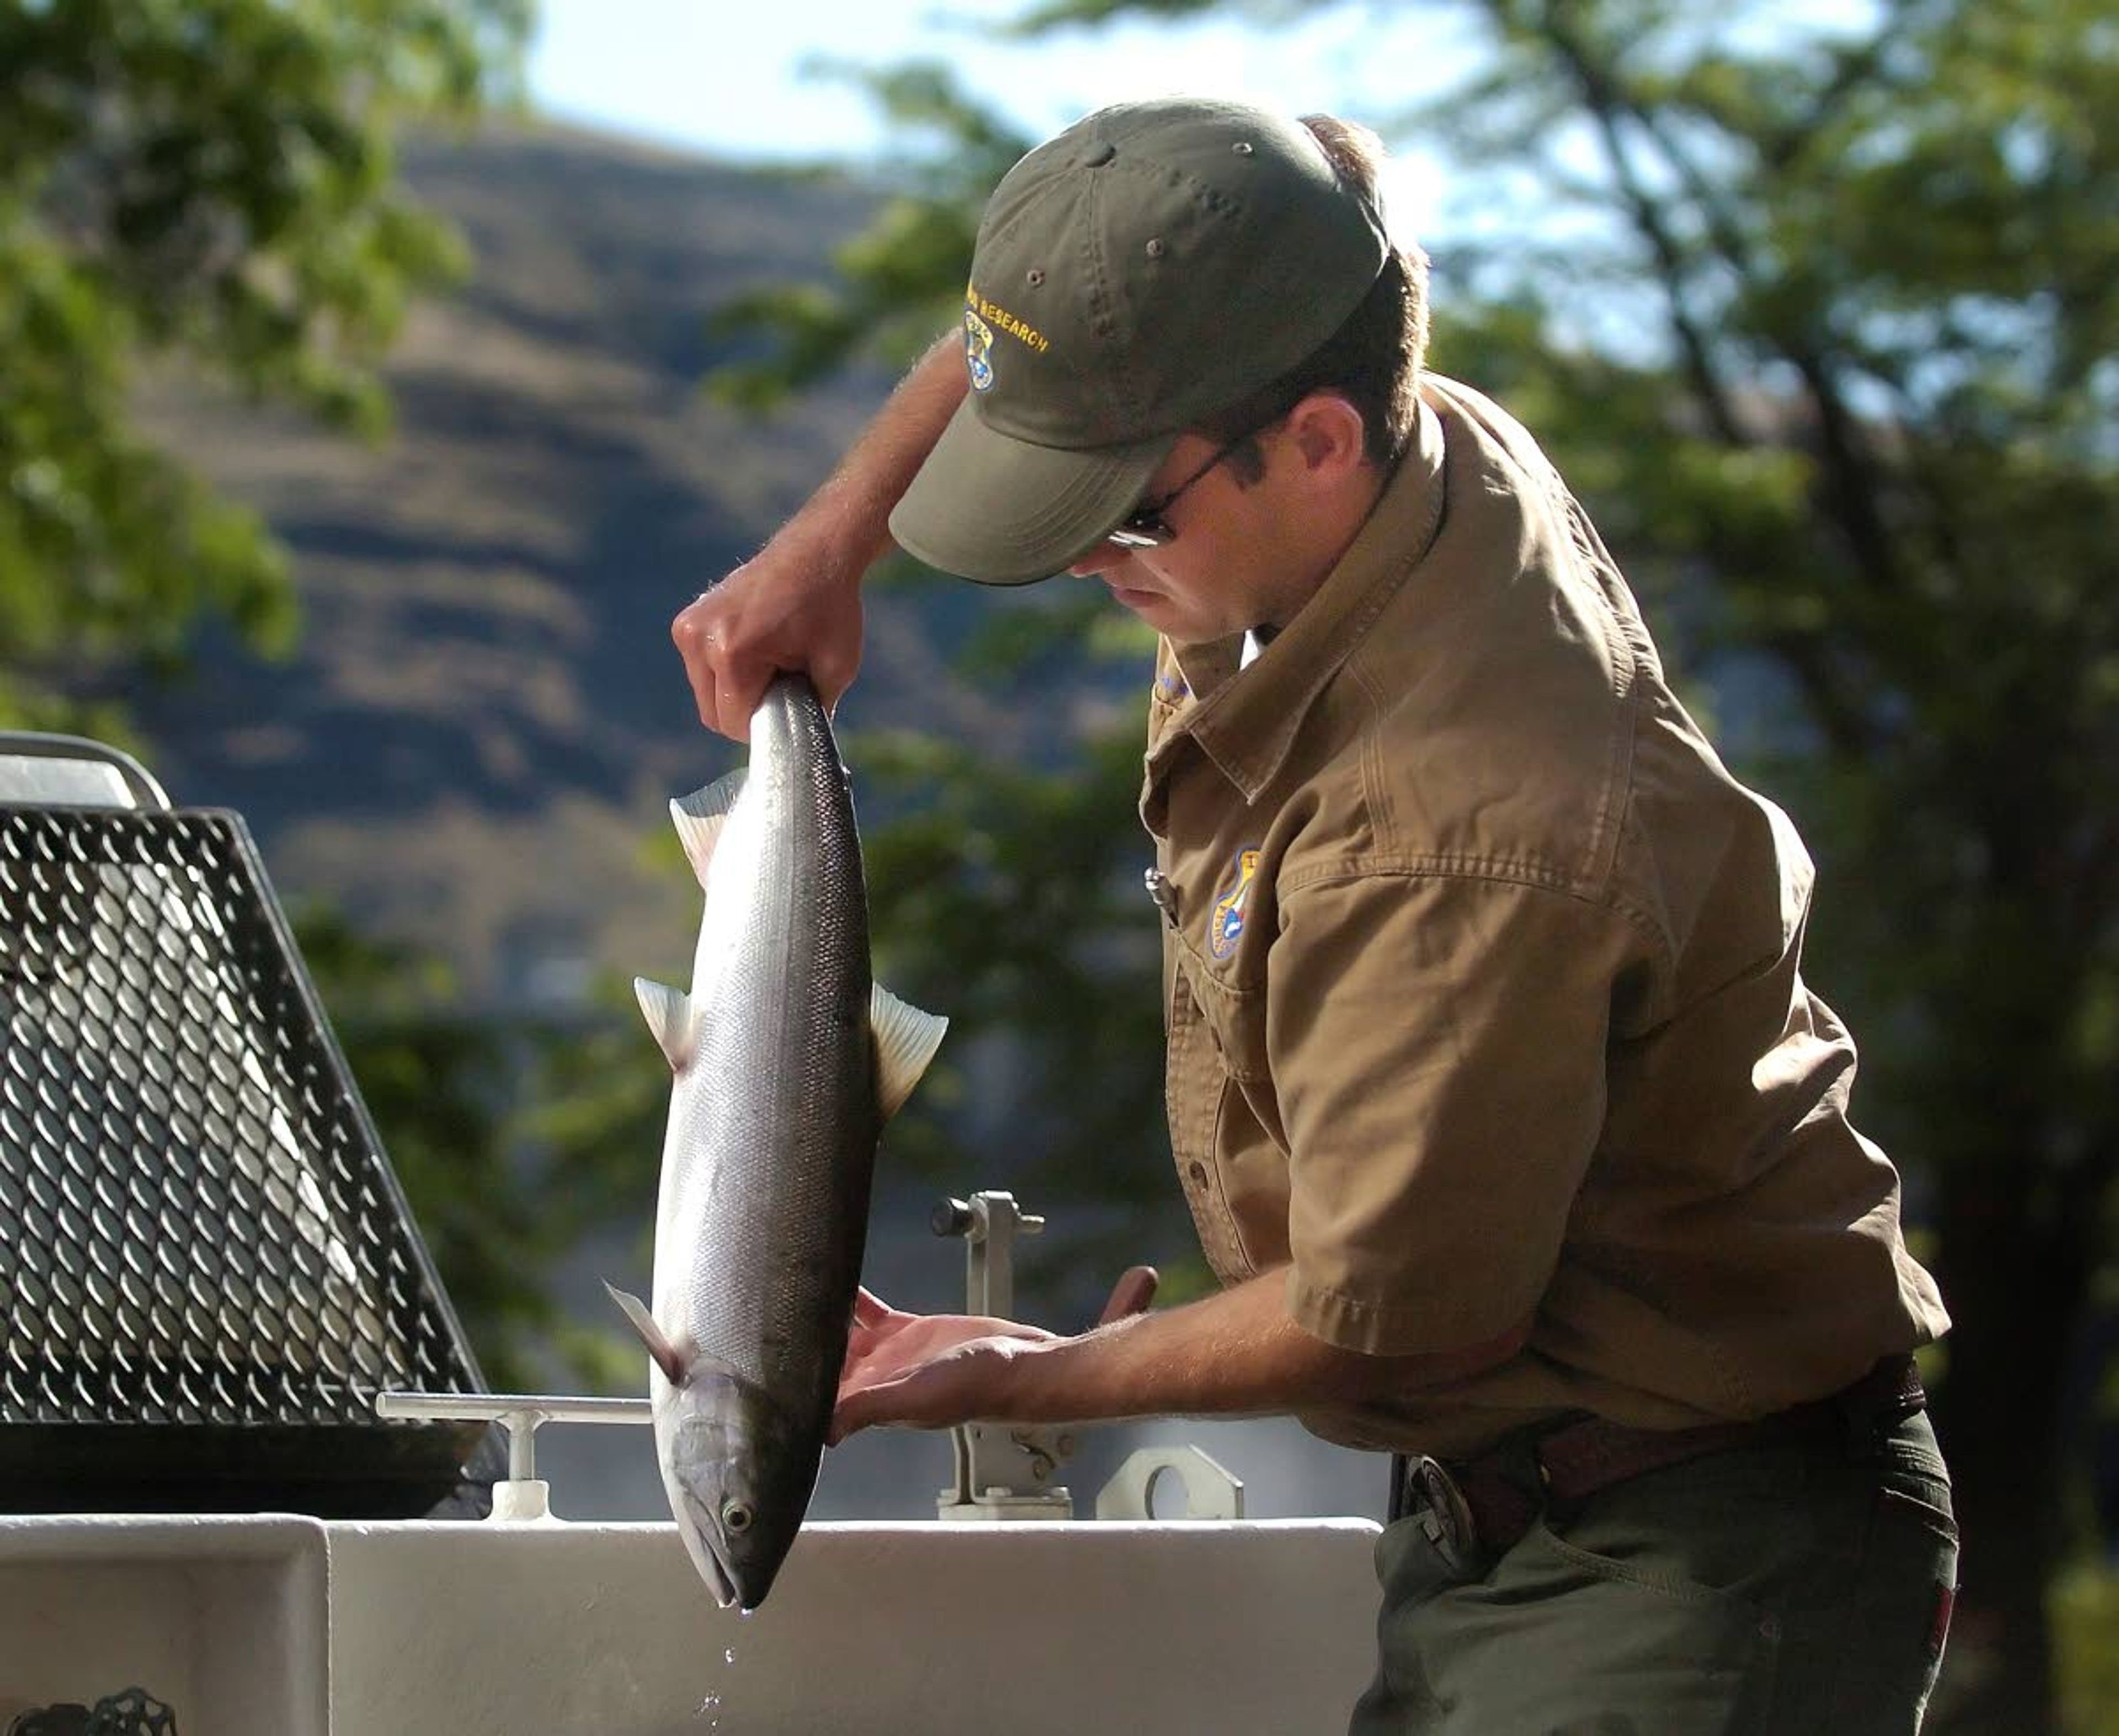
[
  {"left": 870, "top": 984, "right": 949, "bottom": 1120},
  {"left": 669, "top": 771, "right": 746, "bottom": 890},
  {"left": 604, "top": 1282, "right": 689, "bottom": 1387},
  {"left": 633, "top": 977, "right": 694, "bottom": 1071}
]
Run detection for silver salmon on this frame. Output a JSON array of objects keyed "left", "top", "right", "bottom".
[{"left": 608, "top": 675, "right": 946, "bottom": 1611}]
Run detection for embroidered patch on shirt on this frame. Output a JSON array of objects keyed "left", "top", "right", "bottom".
[{"left": 1211, "top": 848, "right": 1261, "bottom": 959}]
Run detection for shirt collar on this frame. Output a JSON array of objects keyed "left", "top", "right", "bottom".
[{"left": 1159, "top": 395, "right": 1447, "bottom": 802}]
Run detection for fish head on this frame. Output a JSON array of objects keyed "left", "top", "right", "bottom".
[{"left": 658, "top": 1360, "right": 816, "bottom": 1612}]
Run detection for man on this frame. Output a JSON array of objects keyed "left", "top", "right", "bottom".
[{"left": 673, "top": 97, "right": 1958, "bottom": 1734}]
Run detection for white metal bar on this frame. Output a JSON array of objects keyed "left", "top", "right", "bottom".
[
  {"left": 375, "top": 1392, "right": 650, "bottom": 1428},
  {"left": 376, "top": 1391, "right": 651, "bottom": 1492}
]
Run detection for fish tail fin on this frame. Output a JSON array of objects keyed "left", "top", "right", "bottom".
[
  {"left": 634, "top": 976, "right": 694, "bottom": 1069},
  {"left": 603, "top": 1281, "right": 689, "bottom": 1387},
  {"left": 669, "top": 770, "right": 746, "bottom": 889},
  {"left": 870, "top": 983, "right": 949, "bottom": 1120}
]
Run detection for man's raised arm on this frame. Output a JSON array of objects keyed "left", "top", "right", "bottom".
[{"left": 673, "top": 332, "right": 965, "bottom": 740}]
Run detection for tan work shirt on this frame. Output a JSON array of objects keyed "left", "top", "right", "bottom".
[{"left": 1141, "top": 375, "right": 1949, "bottom": 1460}]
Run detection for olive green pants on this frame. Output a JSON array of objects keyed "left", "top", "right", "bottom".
[{"left": 1349, "top": 1410, "right": 1957, "bottom": 1735}]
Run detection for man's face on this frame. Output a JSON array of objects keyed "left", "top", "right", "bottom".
[{"left": 1067, "top": 432, "right": 1287, "bottom": 643}]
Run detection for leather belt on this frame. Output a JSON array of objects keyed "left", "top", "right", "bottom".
[{"left": 1389, "top": 1354, "right": 1927, "bottom": 1557}]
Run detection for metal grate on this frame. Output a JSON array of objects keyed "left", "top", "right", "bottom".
[{"left": 0, "top": 802, "right": 485, "bottom": 1513}]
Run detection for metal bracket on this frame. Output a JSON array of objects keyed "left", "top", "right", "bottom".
[
  {"left": 929, "top": 1191, "right": 1075, "bottom": 1521},
  {"left": 1094, "top": 1445, "right": 1245, "bottom": 1521},
  {"left": 377, "top": 1391, "right": 650, "bottom": 1522}
]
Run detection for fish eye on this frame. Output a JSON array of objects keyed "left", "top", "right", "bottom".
[{"left": 722, "top": 1500, "right": 754, "bottom": 1534}]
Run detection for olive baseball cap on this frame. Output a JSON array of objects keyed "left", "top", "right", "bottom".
[{"left": 888, "top": 98, "right": 1391, "bottom": 585}]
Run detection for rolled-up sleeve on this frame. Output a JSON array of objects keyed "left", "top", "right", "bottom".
[{"left": 1271, "top": 869, "right": 1642, "bottom": 1356}]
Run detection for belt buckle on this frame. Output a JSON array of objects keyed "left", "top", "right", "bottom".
[{"left": 1410, "top": 1455, "right": 1478, "bottom": 1570}]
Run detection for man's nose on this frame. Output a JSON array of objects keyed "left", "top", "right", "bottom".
[{"left": 1069, "top": 541, "right": 1127, "bottom": 578}]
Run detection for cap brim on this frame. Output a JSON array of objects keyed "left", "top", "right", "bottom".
[{"left": 888, "top": 397, "right": 1177, "bottom": 586}]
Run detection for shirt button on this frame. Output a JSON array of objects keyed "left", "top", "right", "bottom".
[{"left": 1187, "top": 1161, "right": 1209, "bottom": 1189}]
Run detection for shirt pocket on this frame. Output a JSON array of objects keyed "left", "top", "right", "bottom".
[
  {"left": 1169, "top": 925, "right": 1271, "bottom": 1086},
  {"left": 1166, "top": 954, "right": 1289, "bottom": 1284}
]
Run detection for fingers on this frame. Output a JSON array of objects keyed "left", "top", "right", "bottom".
[
  {"left": 828, "top": 1382, "right": 893, "bottom": 1445},
  {"left": 674, "top": 598, "right": 742, "bottom": 742},
  {"left": 829, "top": 1352, "right": 932, "bottom": 1445},
  {"left": 670, "top": 592, "right": 755, "bottom": 743},
  {"left": 670, "top": 572, "right": 865, "bottom": 742},
  {"left": 1095, "top": 1265, "right": 1159, "bottom": 1327},
  {"left": 830, "top": 1322, "right": 1031, "bottom": 1444}
]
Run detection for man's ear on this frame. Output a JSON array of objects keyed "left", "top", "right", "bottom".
[{"left": 1284, "top": 391, "right": 1369, "bottom": 480}]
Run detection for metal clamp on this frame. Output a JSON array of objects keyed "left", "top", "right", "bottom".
[
  {"left": 377, "top": 1391, "right": 651, "bottom": 1521},
  {"left": 929, "top": 1191, "right": 1076, "bottom": 1521}
]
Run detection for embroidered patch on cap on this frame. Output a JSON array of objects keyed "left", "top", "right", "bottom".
[
  {"left": 963, "top": 306, "right": 996, "bottom": 392},
  {"left": 962, "top": 286, "right": 1050, "bottom": 396},
  {"left": 1211, "top": 848, "right": 1261, "bottom": 959}
]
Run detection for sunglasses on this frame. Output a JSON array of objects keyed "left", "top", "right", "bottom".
[{"left": 1104, "top": 424, "right": 1272, "bottom": 550}]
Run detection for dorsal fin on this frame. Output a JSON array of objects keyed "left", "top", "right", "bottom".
[
  {"left": 669, "top": 770, "right": 746, "bottom": 890},
  {"left": 870, "top": 983, "right": 949, "bottom": 1120},
  {"left": 603, "top": 1282, "right": 689, "bottom": 1387},
  {"left": 634, "top": 976, "right": 694, "bottom": 1071}
]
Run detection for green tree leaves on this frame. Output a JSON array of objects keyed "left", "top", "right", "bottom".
[{"left": 0, "top": 0, "right": 528, "bottom": 727}]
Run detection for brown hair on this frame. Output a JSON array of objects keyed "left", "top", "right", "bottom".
[{"left": 1199, "top": 114, "right": 1430, "bottom": 478}]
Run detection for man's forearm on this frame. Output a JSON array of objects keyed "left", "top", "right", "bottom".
[
  {"left": 781, "top": 333, "right": 965, "bottom": 574},
  {"left": 672, "top": 331, "right": 967, "bottom": 735},
  {"left": 986, "top": 1269, "right": 1529, "bottom": 1426}
]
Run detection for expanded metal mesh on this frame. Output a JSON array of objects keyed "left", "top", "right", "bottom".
[{"left": 0, "top": 803, "right": 480, "bottom": 1434}]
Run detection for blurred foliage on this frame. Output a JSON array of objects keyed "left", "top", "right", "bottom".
[
  {"left": 704, "top": 62, "right": 1030, "bottom": 410},
  {"left": 0, "top": 0, "right": 529, "bottom": 731},
  {"left": 717, "top": 4, "right": 2117, "bottom": 1728},
  {"left": 855, "top": 585, "right": 1208, "bottom": 1301},
  {"left": 2057, "top": 1568, "right": 2119, "bottom": 1736},
  {"left": 295, "top": 903, "right": 640, "bottom": 1396}
]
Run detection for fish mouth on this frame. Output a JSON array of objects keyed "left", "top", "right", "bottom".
[{"left": 680, "top": 1493, "right": 740, "bottom": 1611}]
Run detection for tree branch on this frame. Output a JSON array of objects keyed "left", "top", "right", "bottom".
[{"left": 1531, "top": 5, "right": 1749, "bottom": 448}]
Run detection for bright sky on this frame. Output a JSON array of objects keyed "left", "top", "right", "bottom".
[{"left": 527, "top": 0, "right": 1458, "bottom": 242}]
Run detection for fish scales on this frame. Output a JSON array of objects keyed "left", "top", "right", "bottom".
[
  {"left": 675, "top": 690, "right": 870, "bottom": 1401},
  {"left": 611, "top": 674, "right": 946, "bottom": 1611}
]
